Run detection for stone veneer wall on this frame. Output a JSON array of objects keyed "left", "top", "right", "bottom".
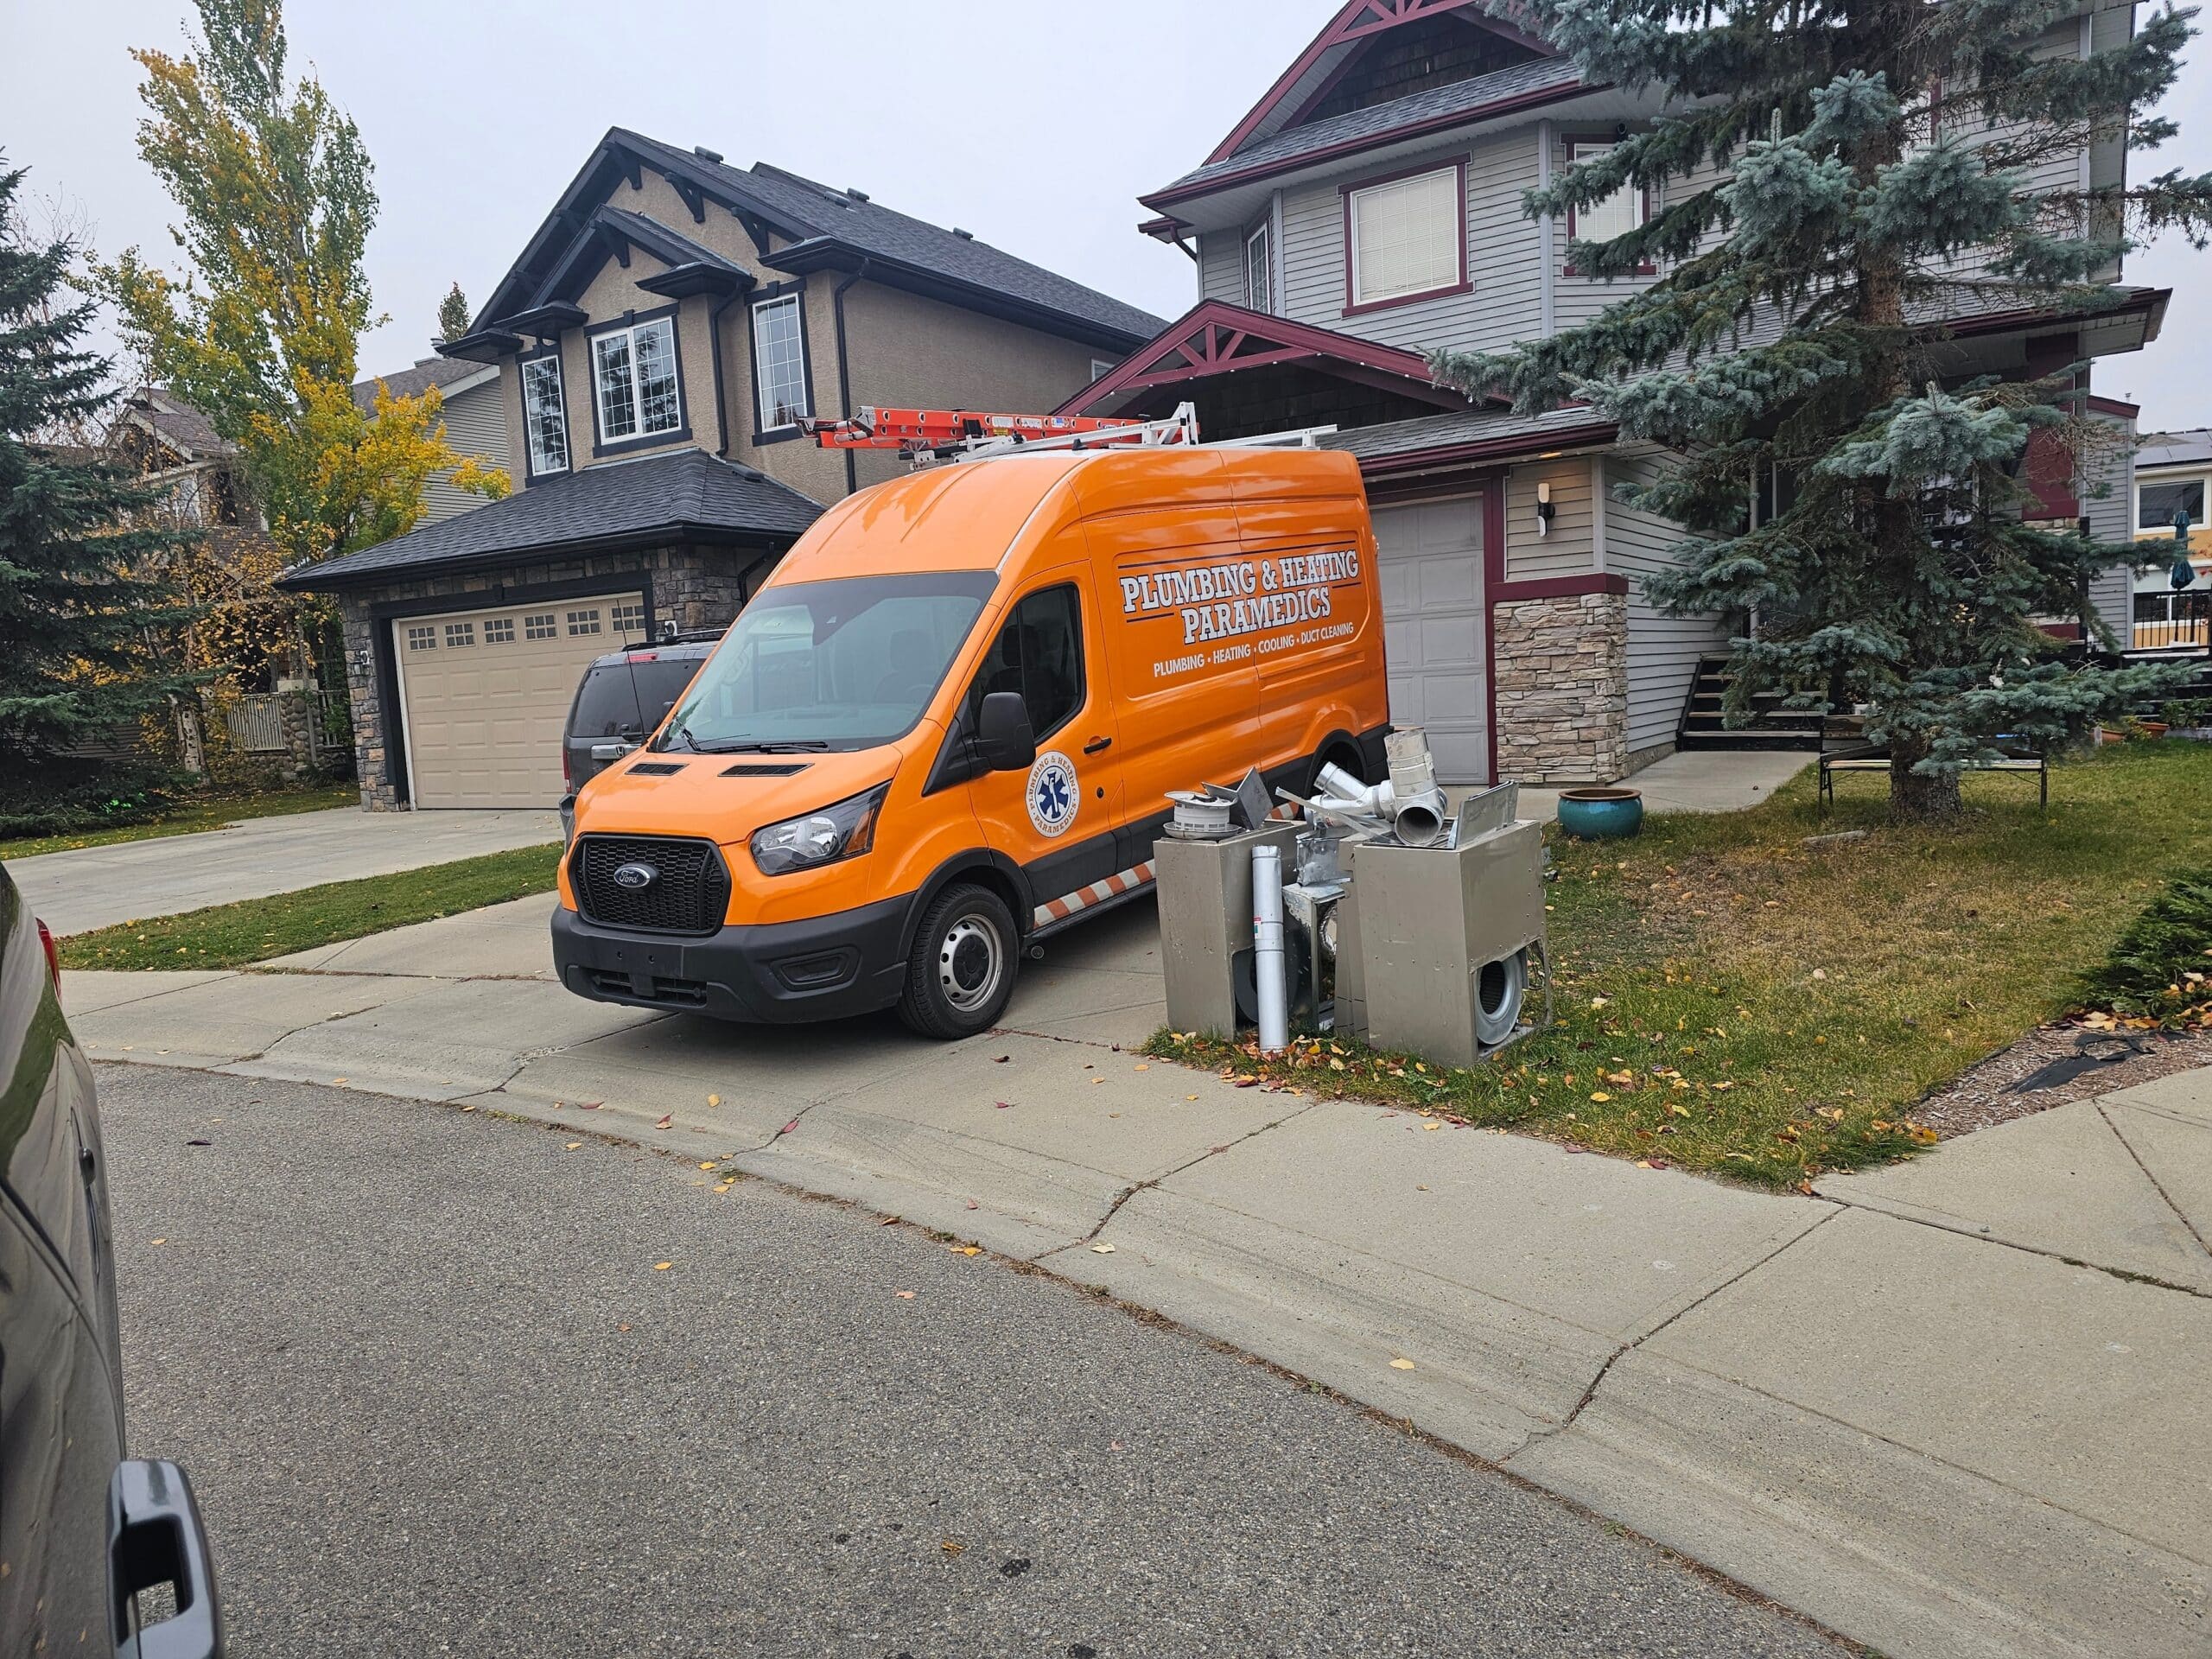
[
  {"left": 1491, "top": 590, "right": 1629, "bottom": 784},
  {"left": 337, "top": 543, "right": 772, "bottom": 810}
]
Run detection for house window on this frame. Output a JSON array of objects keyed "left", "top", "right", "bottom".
[
  {"left": 484, "top": 618, "right": 516, "bottom": 645},
  {"left": 611, "top": 601, "right": 645, "bottom": 635},
  {"left": 519, "top": 355, "right": 569, "bottom": 475},
  {"left": 753, "top": 294, "right": 810, "bottom": 430},
  {"left": 1090, "top": 359, "right": 1116, "bottom": 383},
  {"left": 444, "top": 622, "right": 475, "bottom": 648},
  {"left": 524, "top": 613, "right": 558, "bottom": 640},
  {"left": 1245, "top": 220, "right": 1272, "bottom": 313},
  {"left": 592, "top": 315, "right": 682, "bottom": 444},
  {"left": 568, "top": 608, "right": 602, "bottom": 637},
  {"left": 405, "top": 626, "right": 436, "bottom": 651},
  {"left": 1345, "top": 163, "right": 1464, "bottom": 309},
  {"left": 1565, "top": 139, "right": 1649, "bottom": 252},
  {"left": 2140, "top": 479, "right": 2206, "bottom": 531}
]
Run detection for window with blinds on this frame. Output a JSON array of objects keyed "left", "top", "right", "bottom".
[{"left": 1346, "top": 165, "right": 1462, "bottom": 308}]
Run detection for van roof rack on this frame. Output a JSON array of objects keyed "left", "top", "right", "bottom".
[{"left": 795, "top": 402, "right": 1335, "bottom": 467}]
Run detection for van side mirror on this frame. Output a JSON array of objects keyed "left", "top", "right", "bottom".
[{"left": 974, "top": 692, "right": 1036, "bottom": 772}]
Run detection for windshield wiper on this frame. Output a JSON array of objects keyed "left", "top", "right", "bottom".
[
  {"left": 694, "top": 738, "right": 834, "bottom": 753},
  {"left": 657, "top": 724, "right": 700, "bottom": 753}
]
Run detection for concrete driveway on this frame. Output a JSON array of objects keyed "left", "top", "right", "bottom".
[{"left": 10, "top": 805, "right": 560, "bottom": 935}]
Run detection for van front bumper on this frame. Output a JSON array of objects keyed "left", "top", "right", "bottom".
[{"left": 551, "top": 896, "right": 910, "bottom": 1024}]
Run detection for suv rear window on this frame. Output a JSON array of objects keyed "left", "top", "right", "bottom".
[{"left": 569, "top": 658, "right": 704, "bottom": 740}]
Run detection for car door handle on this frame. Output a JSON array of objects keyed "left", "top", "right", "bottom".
[
  {"left": 110, "top": 1459, "right": 222, "bottom": 1659},
  {"left": 1084, "top": 736, "right": 1113, "bottom": 754}
]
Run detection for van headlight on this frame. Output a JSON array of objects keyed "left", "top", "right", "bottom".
[{"left": 750, "top": 784, "right": 890, "bottom": 877}]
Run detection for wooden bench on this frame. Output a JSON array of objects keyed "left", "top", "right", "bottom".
[{"left": 1818, "top": 741, "right": 2048, "bottom": 809}]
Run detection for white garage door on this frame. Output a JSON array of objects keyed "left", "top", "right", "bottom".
[
  {"left": 396, "top": 592, "right": 645, "bottom": 808},
  {"left": 1372, "top": 498, "right": 1488, "bottom": 785}
]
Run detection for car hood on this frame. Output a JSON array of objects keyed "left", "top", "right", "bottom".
[{"left": 569, "top": 738, "right": 918, "bottom": 847}]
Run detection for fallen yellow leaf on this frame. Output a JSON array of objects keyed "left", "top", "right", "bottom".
[
  {"left": 1091, "top": 1243, "right": 1116, "bottom": 1254},
  {"left": 653, "top": 1262, "right": 673, "bottom": 1271},
  {"left": 1389, "top": 1357, "right": 1416, "bottom": 1370},
  {"left": 1422, "top": 1121, "right": 1442, "bottom": 1131},
  {"left": 1590, "top": 1091, "right": 1611, "bottom": 1103},
  {"left": 565, "top": 1141, "right": 582, "bottom": 1149},
  {"left": 707, "top": 1093, "right": 722, "bottom": 1107},
  {"left": 698, "top": 1162, "right": 717, "bottom": 1171}
]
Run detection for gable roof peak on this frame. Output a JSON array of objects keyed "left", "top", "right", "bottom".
[{"left": 1204, "top": 0, "right": 1554, "bottom": 168}]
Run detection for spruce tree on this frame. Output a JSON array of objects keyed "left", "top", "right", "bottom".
[
  {"left": 437, "top": 282, "right": 470, "bottom": 345},
  {"left": 0, "top": 162, "right": 197, "bottom": 785},
  {"left": 1431, "top": 0, "right": 2212, "bottom": 816}
]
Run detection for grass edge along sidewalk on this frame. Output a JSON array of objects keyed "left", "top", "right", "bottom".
[
  {"left": 1149, "top": 741, "right": 2212, "bottom": 1190},
  {"left": 0, "top": 782, "right": 359, "bottom": 861},
  {"left": 57, "top": 842, "right": 563, "bottom": 970}
]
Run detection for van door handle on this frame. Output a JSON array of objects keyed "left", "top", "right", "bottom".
[{"left": 1084, "top": 736, "right": 1113, "bottom": 754}]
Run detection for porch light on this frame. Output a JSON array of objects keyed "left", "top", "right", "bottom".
[{"left": 1535, "top": 480, "right": 1554, "bottom": 537}]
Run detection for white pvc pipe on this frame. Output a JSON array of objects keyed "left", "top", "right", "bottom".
[
  {"left": 1315, "top": 762, "right": 1395, "bottom": 815},
  {"left": 1252, "top": 843, "right": 1289, "bottom": 1057},
  {"left": 1393, "top": 788, "right": 1449, "bottom": 849}
]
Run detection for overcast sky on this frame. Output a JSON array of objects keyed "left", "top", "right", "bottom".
[{"left": 5, "top": 0, "right": 2206, "bottom": 430}]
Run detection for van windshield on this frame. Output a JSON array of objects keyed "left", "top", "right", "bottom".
[{"left": 658, "top": 572, "right": 997, "bottom": 753}]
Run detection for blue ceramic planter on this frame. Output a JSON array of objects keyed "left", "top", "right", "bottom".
[{"left": 1557, "top": 786, "right": 1643, "bottom": 840}]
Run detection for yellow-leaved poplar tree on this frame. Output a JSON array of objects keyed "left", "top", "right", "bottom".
[{"left": 100, "top": 0, "right": 508, "bottom": 578}]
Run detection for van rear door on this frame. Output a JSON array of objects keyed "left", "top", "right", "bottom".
[{"left": 954, "top": 575, "right": 1125, "bottom": 928}]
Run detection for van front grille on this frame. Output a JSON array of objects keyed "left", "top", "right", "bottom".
[{"left": 570, "top": 835, "right": 729, "bottom": 935}]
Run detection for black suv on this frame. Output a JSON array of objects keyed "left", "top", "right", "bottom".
[
  {"left": 0, "top": 861, "right": 220, "bottom": 1656},
  {"left": 560, "top": 630, "right": 723, "bottom": 838}
]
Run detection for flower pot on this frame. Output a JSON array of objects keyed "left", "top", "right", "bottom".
[
  {"left": 1557, "top": 786, "right": 1644, "bottom": 840},
  {"left": 2139, "top": 721, "right": 2170, "bottom": 739}
]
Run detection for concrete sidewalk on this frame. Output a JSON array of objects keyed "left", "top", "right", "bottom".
[
  {"left": 13, "top": 805, "right": 560, "bottom": 935},
  {"left": 62, "top": 896, "right": 2212, "bottom": 1659},
  {"left": 1513, "top": 747, "right": 1815, "bottom": 823}
]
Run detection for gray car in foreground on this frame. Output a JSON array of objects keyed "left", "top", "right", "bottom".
[{"left": 0, "top": 860, "right": 220, "bottom": 1657}]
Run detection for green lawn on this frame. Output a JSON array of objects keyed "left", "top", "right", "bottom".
[
  {"left": 58, "top": 843, "right": 563, "bottom": 971},
  {"left": 0, "top": 782, "right": 359, "bottom": 861},
  {"left": 1154, "top": 741, "right": 2212, "bottom": 1188}
]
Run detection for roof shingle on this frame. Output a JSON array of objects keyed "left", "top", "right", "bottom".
[
  {"left": 278, "top": 446, "right": 823, "bottom": 592},
  {"left": 610, "top": 131, "right": 1166, "bottom": 344},
  {"left": 1146, "top": 56, "right": 1586, "bottom": 204}
]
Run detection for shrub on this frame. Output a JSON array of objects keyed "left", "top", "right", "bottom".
[
  {"left": 2078, "top": 871, "right": 2212, "bottom": 1027},
  {"left": 0, "top": 761, "right": 183, "bottom": 839}
]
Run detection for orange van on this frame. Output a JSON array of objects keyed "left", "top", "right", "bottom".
[{"left": 552, "top": 445, "right": 1389, "bottom": 1038}]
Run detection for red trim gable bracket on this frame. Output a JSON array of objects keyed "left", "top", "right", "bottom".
[
  {"left": 1205, "top": 0, "right": 1553, "bottom": 167},
  {"left": 1054, "top": 300, "right": 1479, "bottom": 418}
]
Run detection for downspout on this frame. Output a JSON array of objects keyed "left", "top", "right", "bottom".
[{"left": 832, "top": 258, "right": 872, "bottom": 497}]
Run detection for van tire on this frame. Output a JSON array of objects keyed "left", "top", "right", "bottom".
[{"left": 898, "top": 883, "right": 1020, "bottom": 1040}]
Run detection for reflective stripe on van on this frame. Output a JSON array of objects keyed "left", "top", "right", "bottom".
[{"left": 1033, "top": 860, "right": 1157, "bottom": 931}]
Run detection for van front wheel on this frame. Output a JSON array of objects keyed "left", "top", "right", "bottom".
[{"left": 898, "top": 883, "right": 1020, "bottom": 1039}]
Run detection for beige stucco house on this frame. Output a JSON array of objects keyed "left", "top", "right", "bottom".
[{"left": 285, "top": 128, "right": 1162, "bottom": 810}]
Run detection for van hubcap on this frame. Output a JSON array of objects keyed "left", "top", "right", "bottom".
[{"left": 938, "top": 915, "right": 1003, "bottom": 1013}]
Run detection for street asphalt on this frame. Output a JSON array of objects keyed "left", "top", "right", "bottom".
[{"left": 99, "top": 1064, "right": 1844, "bottom": 1659}]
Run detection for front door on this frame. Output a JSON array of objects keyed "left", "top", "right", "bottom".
[{"left": 960, "top": 575, "right": 1125, "bottom": 929}]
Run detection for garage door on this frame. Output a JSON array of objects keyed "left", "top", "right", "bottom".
[
  {"left": 396, "top": 593, "right": 645, "bottom": 808},
  {"left": 1372, "top": 499, "right": 1488, "bottom": 785}
]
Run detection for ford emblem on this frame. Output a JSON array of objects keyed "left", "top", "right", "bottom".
[{"left": 612, "top": 861, "right": 659, "bottom": 891}]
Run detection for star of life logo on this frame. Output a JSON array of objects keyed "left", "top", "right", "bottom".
[{"left": 1027, "top": 751, "right": 1078, "bottom": 838}]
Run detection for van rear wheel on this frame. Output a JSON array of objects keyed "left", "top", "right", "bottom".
[{"left": 898, "top": 883, "right": 1020, "bottom": 1039}]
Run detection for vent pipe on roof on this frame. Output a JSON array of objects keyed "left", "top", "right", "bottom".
[
  {"left": 693, "top": 145, "right": 724, "bottom": 162},
  {"left": 951, "top": 227, "right": 974, "bottom": 241},
  {"left": 845, "top": 187, "right": 870, "bottom": 202}
]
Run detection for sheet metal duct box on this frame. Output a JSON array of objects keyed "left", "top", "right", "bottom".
[
  {"left": 1346, "top": 819, "right": 1547, "bottom": 1068},
  {"left": 1154, "top": 822, "right": 1305, "bottom": 1037}
]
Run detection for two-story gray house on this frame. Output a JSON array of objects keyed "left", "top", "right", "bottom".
[
  {"left": 1064, "top": 0, "right": 2164, "bottom": 785},
  {"left": 285, "top": 128, "right": 1162, "bottom": 810}
]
